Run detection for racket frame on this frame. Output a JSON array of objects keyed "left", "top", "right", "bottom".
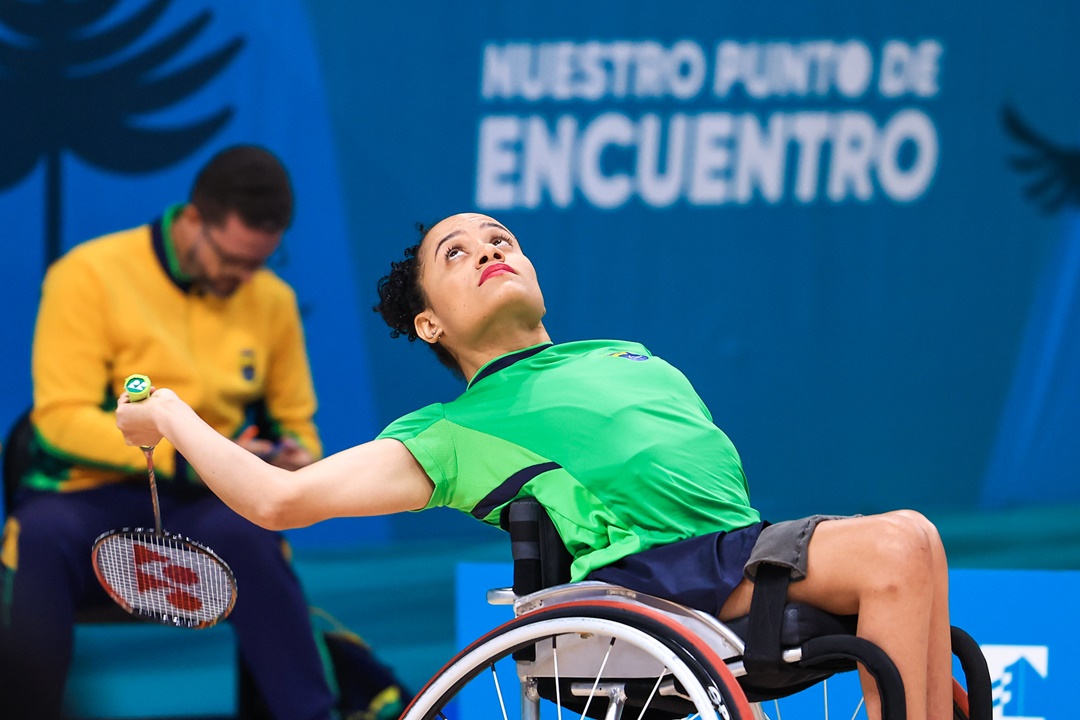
[{"left": 91, "top": 526, "right": 238, "bottom": 629}]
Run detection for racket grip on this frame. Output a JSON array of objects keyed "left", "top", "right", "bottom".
[
  {"left": 124, "top": 374, "right": 151, "bottom": 402},
  {"left": 123, "top": 374, "right": 154, "bottom": 451}
]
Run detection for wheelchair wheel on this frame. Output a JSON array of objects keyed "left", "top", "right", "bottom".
[{"left": 402, "top": 599, "right": 754, "bottom": 720}]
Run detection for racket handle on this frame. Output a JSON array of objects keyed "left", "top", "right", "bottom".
[
  {"left": 123, "top": 374, "right": 154, "bottom": 451},
  {"left": 124, "top": 374, "right": 152, "bottom": 402},
  {"left": 124, "top": 374, "right": 162, "bottom": 531}
]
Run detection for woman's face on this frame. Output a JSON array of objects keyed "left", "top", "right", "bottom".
[{"left": 414, "top": 213, "right": 546, "bottom": 348}]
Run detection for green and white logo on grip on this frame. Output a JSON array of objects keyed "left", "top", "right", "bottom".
[{"left": 124, "top": 374, "right": 151, "bottom": 402}]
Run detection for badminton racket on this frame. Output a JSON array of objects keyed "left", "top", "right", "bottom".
[{"left": 92, "top": 374, "right": 237, "bottom": 629}]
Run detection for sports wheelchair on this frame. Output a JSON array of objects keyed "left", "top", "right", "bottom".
[{"left": 401, "top": 498, "right": 992, "bottom": 720}]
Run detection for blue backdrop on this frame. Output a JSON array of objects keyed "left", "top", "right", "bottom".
[{"left": 3, "top": 0, "right": 1080, "bottom": 545}]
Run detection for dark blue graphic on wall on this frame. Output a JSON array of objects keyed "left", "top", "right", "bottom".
[{"left": 0, "top": 0, "right": 243, "bottom": 269}]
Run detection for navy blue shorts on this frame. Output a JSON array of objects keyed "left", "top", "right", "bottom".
[{"left": 585, "top": 522, "right": 768, "bottom": 616}]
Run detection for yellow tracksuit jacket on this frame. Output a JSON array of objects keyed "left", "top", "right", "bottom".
[{"left": 26, "top": 211, "right": 321, "bottom": 492}]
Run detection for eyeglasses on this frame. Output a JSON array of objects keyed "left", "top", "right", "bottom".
[{"left": 200, "top": 223, "right": 288, "bottom": 272}]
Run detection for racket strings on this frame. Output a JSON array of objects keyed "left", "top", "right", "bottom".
[{"left": 94, "top": 532, "right": 236, "bottom": 627}]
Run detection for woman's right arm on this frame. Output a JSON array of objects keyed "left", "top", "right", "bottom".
[{"left": 117, "top": 388, "right": 435, "bottom": 530}]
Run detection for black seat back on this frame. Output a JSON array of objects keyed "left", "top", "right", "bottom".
[{"left": 500, "top": 496, "right": 572, "bottom": 595}]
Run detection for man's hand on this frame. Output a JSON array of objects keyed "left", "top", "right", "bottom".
[
  {"left": 266, "top": 438, "right": 315, "bottom": 470},
  {"left": 236, "top": 427, "right": 315, "bottom": 470}
]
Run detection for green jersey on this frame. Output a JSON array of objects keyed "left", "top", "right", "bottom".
[{"left": 377, "top": 340, "right": 760, "bottom": 580}]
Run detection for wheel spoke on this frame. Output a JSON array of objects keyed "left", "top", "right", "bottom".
[
  {"left": 491, "top": 663, "right": 510, "bottom": 720},
  {"left": 579, "top": 637, "right": 617, "bottom": 720},
  {"left": 633, "top": 672, "right": 667, "bottom": 720},
  {"left": 553, "top": 636, "right": 564, "bottom": 720}
]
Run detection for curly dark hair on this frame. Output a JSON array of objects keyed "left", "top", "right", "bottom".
[{"left": 374, "top": 223, "right": 464, "bottom": 379}]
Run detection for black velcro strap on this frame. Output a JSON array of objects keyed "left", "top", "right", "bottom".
[
  {"left": 500, "top": 497, "right": 573, "bottom": 596},
  {"left": 504, "top": 499, "right": 544, "bottom": 596},
  {"left": 743, "top": 562, "right": 791, "bottom": 675},
  {"left": 537, "top": 505, "right": 572, "bottom": 589}
]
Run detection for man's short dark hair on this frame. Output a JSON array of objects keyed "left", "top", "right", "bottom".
[{"left": 191, "top": 145, "right": 293, "bottom": 232}]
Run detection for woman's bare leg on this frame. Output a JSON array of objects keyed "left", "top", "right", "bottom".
[
  {"left": 719, "top": 511, "right": 952, "bottom": 720},
  {"left": 894, "top": 510, "right": 953, "bottom": 720}
]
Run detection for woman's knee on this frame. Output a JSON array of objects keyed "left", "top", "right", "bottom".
[
  {"left": 794, "top": 515, "right": 933, "bottom": 603},
  {"left": 876, "top": 515, "right": 946, "bottom": 595},
  {"left": 889, "top": 509, "right": 949, "bottom": 580},
  {"left": 889, "top": 509, "right": 940, "bottom": 540},
  {"left": 886, "top": 510, "right": 946, "bottom": 560},
  {"left": 878, "top": 512, "right": 934, "bottom": 554},
  {"left": 856, "top": 514, "right": 937, "bottom": 592}
]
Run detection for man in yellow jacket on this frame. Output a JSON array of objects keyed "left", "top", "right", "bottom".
[{"left": 1, "top": 146, "right": 336, "bottom": 719}]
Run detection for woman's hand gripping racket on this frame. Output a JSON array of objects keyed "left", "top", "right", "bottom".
[{"left": 91, "top": 374, "right": 237, "bottom": 628}]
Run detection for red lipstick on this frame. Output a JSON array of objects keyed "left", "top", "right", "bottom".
[{"left": 480, "top": 263, "right": 515, "bottom": 285}]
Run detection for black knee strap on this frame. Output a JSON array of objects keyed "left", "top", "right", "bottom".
[{"left": 743, "top": 562, "right": 791, "bottom": 675}]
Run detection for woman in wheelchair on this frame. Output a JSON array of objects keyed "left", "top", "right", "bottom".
[{"left": 117, "top": 212, "right": 972, "bottom": 720}]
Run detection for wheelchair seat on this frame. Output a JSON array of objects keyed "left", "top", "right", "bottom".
[{"left": 724, "top": 601, "right": 856, "bottom": 646}]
